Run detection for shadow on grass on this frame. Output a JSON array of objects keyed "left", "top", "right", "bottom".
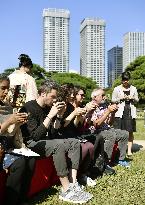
[
  {"left": 28, "top": 186, "right": 58, "bottom": 205},
  {"left": 132, "top": 143, "right": 143, "bottom": 152}
]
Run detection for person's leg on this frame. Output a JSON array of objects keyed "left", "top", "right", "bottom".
[
  {"left": 79, "top": 142, "right": 94, "bottom": 176},
  {"left": 128, "top": 132, "right": 134, "bottom": 155},
  {"left": 113, "top": 129, "right": 129, "bottom": 160},
  {"left": 78, "top": 142, "right": 96, "bottom": 187},
  {"left": 93, "top": 134, "right": 105, "bottom": 162},
  {"left": 20, "top": 157, "right": 36, "bottom": 202},
  {"left": 99, "top": 130, "right": 116, "bottom": 161},
  {"left": 63, "top": 138, "right": 81, "bottom": 183},
  {"left": 28, "top": 140, "right": 70, "bottom": 191},
  {"left": 5, "top": 157, "right": 26, "bottom": 205}
]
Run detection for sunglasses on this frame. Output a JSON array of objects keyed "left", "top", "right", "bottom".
[{"left": 78, "top": 93, "right": 85, "bottom": 97}]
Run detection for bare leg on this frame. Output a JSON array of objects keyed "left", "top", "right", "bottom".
[
  {"left": 128, "top": 132, "right": 134, "bottom": 155},
  {"left": 59, "top": 176, "right": 70, "bottom": 192},
  {"left": 69, "top": 169, "right": 77, "bottom": 183}
]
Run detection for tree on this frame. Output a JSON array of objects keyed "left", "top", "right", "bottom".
[
  {"left": 49, "top": 72, "right": 97, "bottom": 102},
  {"left": 1, "top": 64, "right": 47, "bottom": 87},
  {"left": 1, "top": 65, "right": 97, "bottom": 103}
]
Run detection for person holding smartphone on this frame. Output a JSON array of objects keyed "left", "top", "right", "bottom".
[
  {"left": 112, "top": 71, "right": 139, "bottom": 156},
  {"left": 0, "top": 75, "right": 35, "bottom": 205}
]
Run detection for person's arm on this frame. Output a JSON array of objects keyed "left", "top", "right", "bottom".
[
  {"left": 64, "top": 107, "right": 85, "bottom": 127},
  {"left": 93, "top": 105, "right": 118, "bottom": 127},
  {"left": 0, "top": 113, "right": 28, "bottom": 134},
  {"left": 20, "top": 102, "right": 64, "bottom": 141},
  {"left": 132, "top": 87, "right": 139, "bottom": 102},
  {"left": 112, "top": 87, "right": 122, "bottom": 103},
  {"left": 53, "top": 103, "right": 66, "bottom": 129},
  {"left": 26, "top": 76, "right": 38, "bottom": 102}
]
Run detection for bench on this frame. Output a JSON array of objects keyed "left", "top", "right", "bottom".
[{"left": 0, "top": 156, "right": 60, "bottom": 205}]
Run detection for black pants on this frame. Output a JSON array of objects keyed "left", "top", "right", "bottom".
[
  {"left": 84, "top": 134, "right": 105, "bottom": 163},
  {"left": 27, "top": 138, "right": 81, "bottom": 177},
  {"left": 4, "top": 157, "right": 35, "bottom": 205}
]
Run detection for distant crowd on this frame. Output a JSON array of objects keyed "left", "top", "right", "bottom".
[{"left": 0, "top": 54, "right": 139, "bottom": 205}]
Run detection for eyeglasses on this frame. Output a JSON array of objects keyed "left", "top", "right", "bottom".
[{"left": 78, "top": 93, "right": 85, "bottom": 97}]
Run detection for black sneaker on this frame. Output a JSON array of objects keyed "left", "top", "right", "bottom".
[{"left": 103, "top": 164, "right": 116, "bottom": 175}]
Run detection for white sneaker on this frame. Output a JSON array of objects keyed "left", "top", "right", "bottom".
[
  {"left": 81, "top": 176, "right": 96, "bottom": 187},
  {"left": 59, "top": 183, "right": 92, "bottom": 204}
]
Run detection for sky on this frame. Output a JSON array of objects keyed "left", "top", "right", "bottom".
[{"left": 0, "top": 0, "right": 145, "bottom": 74}]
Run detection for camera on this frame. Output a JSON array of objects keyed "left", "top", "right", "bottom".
[{"left": 110, "top": 101, "right": 119, "bottom": 105}]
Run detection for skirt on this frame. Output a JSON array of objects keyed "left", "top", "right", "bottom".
[{"left": 113, "top": 103, "right": 136, "bottom": 132}]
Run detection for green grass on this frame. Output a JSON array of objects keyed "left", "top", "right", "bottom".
[
  {"left": 28, "top": 150, "right": 145, "bottom": 205},
  {"left": 26, "top": 119, "right": 145, "bottom": 205},
  {"left": 134, "top": 119, "right": 145, "bottom": 140}
]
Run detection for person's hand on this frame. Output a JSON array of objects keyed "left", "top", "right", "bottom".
[
  {"left": 74, "top": 107, "right": 86, "bottom": 116},
  {"left": 128, "top": 95, "right": 134, "bottom": 100},
  {"left": 108, "top": 104, "right": 118, "bottom": 113},
  {"left": 85, "top": 101, "right": 97, "bottom": 112},
  {"left": 57, "top": 102, "right": 66, "bottom": 117},
  {"left": 7, "top": 113, "right": 28, "bottom": 125},
  {"left": 48, "top": 102, "right": 65, "bottom": 118}
]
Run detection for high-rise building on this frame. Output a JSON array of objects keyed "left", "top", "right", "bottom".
[
  {"left": 123, "top": 32, "right": 145, "bottom": 70},
  {"left": 108, "top": 46, "right": 123, "bottom": 87},
  {"left": 80, "top": 18, "right": 106, "bottom": 88},
  {"left": 43, "top": 8, "right": 70, "bottom": 72}
]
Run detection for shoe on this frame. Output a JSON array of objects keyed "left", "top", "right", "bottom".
[
  {"left": 104, "top": 164, "right": 116, "bottom": 175},
  {"left": 59, "top": 183, "right": 92, "bottom": 203},
  {"left": 79, "top": 176, "right": 96, "bottom": 187},
  {"left": 73, "top": 182, "right": 93, "bottom": 199},
  {"left": 117, "top": 160, "right": 130, "bottom": 168}
]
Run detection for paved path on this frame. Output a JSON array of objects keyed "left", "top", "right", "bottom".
[{"left": 132, "top": 140, "right": 145, "bottom": 152}]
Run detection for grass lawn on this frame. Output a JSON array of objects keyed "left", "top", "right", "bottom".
[
  {"left": 26, "top": 119, "right": 145, "bottom": 205},
  {"left": 28, "top": 150, "right": 145, "bottom": 205},
  {"left": 134, "top": 119, "right": 145, "bottom": 140}
]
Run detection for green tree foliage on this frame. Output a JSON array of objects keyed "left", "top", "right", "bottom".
[
  {"left": 48, "top": 72, "right": 97, "bottom": 102},
  {"left": 2, "top": 64, "right": 47, "bottom": 87},
  {"left": 1, "top": 65, "right": 97, "bottom": 103},
  {"left": 1, "top": 67, "right": 16, "bottom": 76}
]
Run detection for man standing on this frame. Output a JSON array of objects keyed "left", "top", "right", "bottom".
[{"left": 20, "top": 79, "right": 92, "bottom": 204}]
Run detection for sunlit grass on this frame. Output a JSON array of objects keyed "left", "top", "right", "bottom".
[
  {"left": 135, "top": 119, "right": 145, "bottom": 140},
  {"left": 28, "top": 150, "right": 145, "bottom": 205}
]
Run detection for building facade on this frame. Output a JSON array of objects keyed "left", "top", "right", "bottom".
[
  {"left": 43, "top": 8, "right": 70, "bottom": 72},
  {"left": 123, "top": 32, "right": 145, "bottom": 70},
  {"left": 80, "top": 18, "right": 106, "bottom": 87},
  {"left": 108, "top": 46, "right": 123, "bottom": 87}
]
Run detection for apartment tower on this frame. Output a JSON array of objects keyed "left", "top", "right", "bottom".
[
  {"left": 108, "top": 46, "right": 123, "bottom": 87},
  {"left": 80, "top": 18, "right": 106, "bottom": 87},
  {"left": 43, "top": 8, "right": 70, "bottom": 72},
  {"left": 123, "top": 32, "right": 145, "bottom": 70}
]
